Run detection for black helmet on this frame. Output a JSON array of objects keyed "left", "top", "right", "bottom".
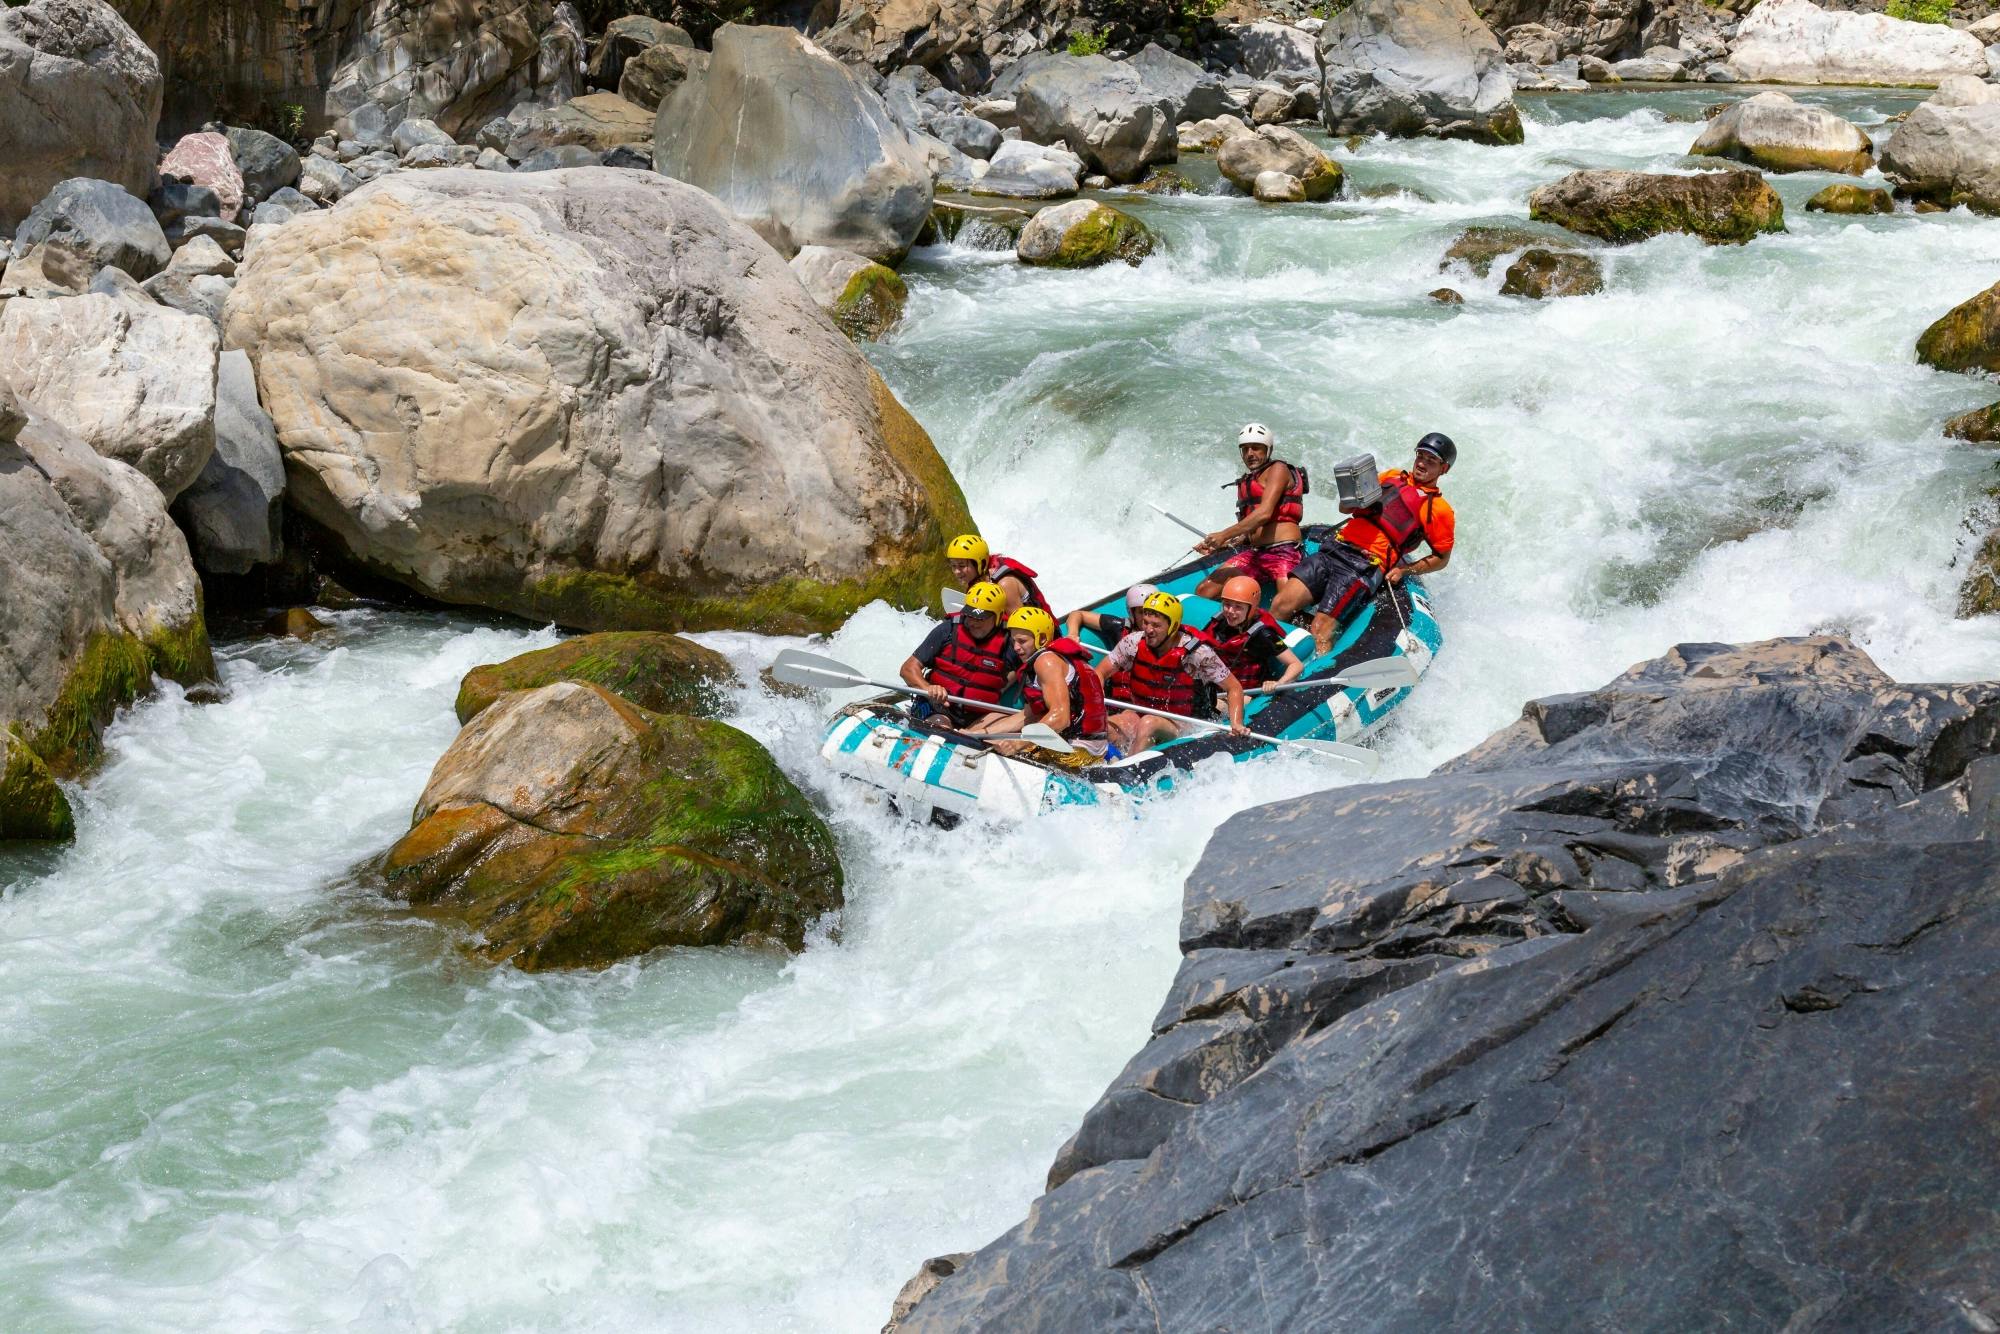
[{"left": 1415, "top": 432, "right": 1457, "bottom": 468}]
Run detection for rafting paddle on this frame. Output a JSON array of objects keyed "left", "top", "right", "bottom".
[
  {"left": 1146, "top": 502, "right": 1209, "bottom": 541},
  {"left": 768, "top": 649, "right": 1075, "bottom": 753},
  {"left": 940, "top": 587, "right": 965, "bottom": 612},
  {"left": 1256, "top": 655, "right": 1420, "bottom": 695},
  {"left": 1104, "top": 697, "right": 1380, "bottom": 773}
]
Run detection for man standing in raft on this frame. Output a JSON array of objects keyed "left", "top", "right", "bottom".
[
  {"left": 946, "top": 534, "right": 1050, "bottom": 617},
  {"left": 1273, "top": 432, "right": 1457, "bottom": 658},
  {"left": 1192, "top": 423, "right": 1308, "bottom": 600},
  {"left": 1097, "top": 591, "right": 1247, "bottom": 754},
  {"left": 900, "top": 580, "right": 1017, "bottom": 728},
  {"left": 971, "top": 607, "right": 1109, "bottom": 756}
]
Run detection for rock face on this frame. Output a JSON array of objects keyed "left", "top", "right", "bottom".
[
  {"left": 221, "top": 168, "right": 970, "bottom": 635},
  {"left": 1500, "top": 247, "right": 1603, "bottom": 297},
  {"left": 813, "top": 0, "right": 1058, "bottom": 76},
  {"left": 383, "top": 681, "right": 843, "bottom": 969},
  {"left": 586, "top": 14, "right": 690, "bottom": 90},
  {"left": 0, "top": 384, "right": 210, "bottom": 805},
  {"left": 455, "top": 631, "right": 736, "bottom": 724},
  {"left": 1725, "top": 0, "right": 1986, "bottom": 88},
  {"left": 1319, "top": 0, "right": 1522, "bottom": 147},
  {"left": 0, "top": 293, "right": 219, "bottom": 501},
  {"left": 893, "top": 637, "right": 2000, "bottom": 1333},
  {"left": 1529, "top": 169, "right": 1784, "bottom": 245},
  {"left": 1916, "top": 280, "right": 2000, "bottom": 374},
  {"left": 1014, "top": 55, "right": 1176, "bottom": 184},
  {"left": 1219, "top": 20, "right": 1321, "bottom": 85},
  {"left": 653, "top": 25, "right": 931, "bottom": 262},
  {"left": 1216, "top": 125, "right": 1342, "bottom": 200},
  {"left": 170, "top": 349, "right": 283, "bottom": 574},
  {"left": 1015, "top": 199, "right": 1155, "bottom": 268},
  {"left": 1880, "top": 81, "right": 2000, "bottom": 216},
  {"left": 13, "top": 178, "right": 171, "bottom": 281},
  {"left": 1689, "top": 92, "right": 1871, "bottom": 176},
  {"left": 325, "top": 0, "right": 581, "bottom": 140},
  {"left": 790, "top": 245, "right": 909, "bottom": 340},
  {"left": 0, "top": 0, "right": 163, "bottom": 234}
]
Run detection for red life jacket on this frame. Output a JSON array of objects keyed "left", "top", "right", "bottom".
[
  {"left": 1201, "top": 608, "right": 1284, "bottom": 687},
  {"left": 1021, "top": 638, "right": 1107, "bottom": 738},
  {"left": 987, "top": 555, "right": 1051, "bottom": 613},
  {"left": 1230, "top": 459, "right": 1308, "bottom": 526},
  {"left": 927, "top": 616, "right": 1012, "bottom": 704},
  {"left": 1120, "top": 629, "right": 1213, "bottom": 716},
  {"left": 1339, "top": 472, "right": 1437, "bottom": 571}
]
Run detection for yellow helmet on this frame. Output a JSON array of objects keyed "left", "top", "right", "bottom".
[
  {"left": 961, "top": 581, "right": 1006, "bottom": 616},
  {"left": 946, "top": 533, "right": 990, "bottom": 565},
  {"left": 1006, "top": 606, "right": 1056, "bottom": 650},
  {"left": 1139, "top": 590, "right": 1183, "bottom": 633}
]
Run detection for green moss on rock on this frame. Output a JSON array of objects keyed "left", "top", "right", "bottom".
[
  {"left": 1528, "top": 169, "right": 1786, "bottom": 246},
  {"left": 1962, "top": 528, "right": 2000, "bottom": 617},
  {"left": 27, "top": 610, "right": 215, "bottom": 778},
  {"left": 455, "top": 631, "right": 738, "bottom": 723},
  {"left": 1500, "top": 249, "right": 1605, "bottom": 299},
  {"left": 1017, "top": 200, "right": 1156, "bottom": 269},
  {"left": 1917, "top": 281, "right": 2000, "bottom": 375},
  {"left": 2, "top": 732, "right": 74, "bottom": 842},
  {"left": 831, "top": 262, "right": 908, "bottom": 340},
  {"left": 1807, "top": 184, "right": 1894, "bottom": 215}
]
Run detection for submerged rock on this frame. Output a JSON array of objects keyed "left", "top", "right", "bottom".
[
  {"left": 893, "top": 637, "right": 2000, "bottom": 1331},
  {"left": 384, "top": 681, "right": 842, "bottom": 969},
  {"left": 1500, "top": 247, "right": 1603, "bottom": 297},
  {"left": 1319, "top": 0, "right": 1523, "bottom": 147},
  {"left": 1429, "top": 286, "right": 1464, "bottom": 303},
  {"left": 1724, "top": 0, "right": 1986, "bottom": 88},
  {"left": 1529, "top": 168, "right": 1784, "bottom": 245},
  {"left": 1943, "top": 400, "right": 2000, "bottom": 443},
  {"left": 454, "top": 632, "right": 738, "bottom": 723},
  {"left": 1216, "top": 125, "right": 1342, "bottom": 200},
  {"left": 1805, "top": 183, "right": 1893, "bottom": 215},
  {"left": 1440, "top": 223, "right": 1575, "bottom": 277},
  {"left": 1015, "top": 199, "right": 1155, "bottom": 268},
  {"left": 920, "top": 200, "right": 1033, "bottom": 247},
  {"left": 1916, "top": 280, "right": 2000, "bottom": 374},
  {"left": 791, "top": 245, "right": 909, "bottom": 340},
  {"left": 222, "top": 168, "right": 971, "bottom": 635},
  {"left": 1689, "top": 92, "right": 1872, "bottom": 176}
]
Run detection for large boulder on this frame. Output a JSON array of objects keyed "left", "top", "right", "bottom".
[
  {"left": 618, "top": 41, "right": 707, "bottom": 113},
  {"left": 652, "top": 25, "right": 932, "bottom": 262},
  {"left": 1014, "top": 54, "right": 1177, "bottom": 184},
  {"left": 891, "top": 638, "right": 2000, "bottom": 1332},
  {"left": 504, "top": 91, "right": 655, "bottom": 157},
  {"left": 814, "top": 0, "right": 1055, "bottom": 76},
  {"left": 383, "top": 681, "right": 843, "bottom": 969},
  {"left": 1880, "top": 80, "right": 2000, "bottom": 215},
  {"left": 1689, "top": 91, "right": 1871, "bottom": 176},
  {"left": 224, "top": 126, "right": 301, "bottom": 205},
  {"left": 325, "top": 0, "right": 582, "bottom": 141},
  {"left": 790, "top": 245, "right": 909, "bottom": 340},
  {"left": 1218, "top": 20, "right": 1322, "bottom": 85},
  {"left": 970, "top": 138, "right": 1080, "bottom": 199},
  {"left": 585, "top": 14, "right": 691, "bottom": 90},
  {"left": 1015, "top": 199, "right": 1155, "bottom": 268},
  {"left": 158, "top": 130, "right": 244, "bottom": 222},
  {"left": 454, "top": 631, "right": 737, "bottom": 723},
  {"left": 1320, "top": 0, "right": 1522, "bottom": 146},
  {"left": 0, "top": 293, "right": 218, "bottom": 500},
  {"left": 1725, "top": 0, "right": 1987, "bottom": 87},
  {"left": 1124, "top": 43, "right": 1228, "bottom": 124},
  {"left": 1916, "top": 280, "right": 2000, "bottom": 374},
  {"left": 169, "top": 349, "right": 283, "bottom": 575},
  {"left": 1529, "top": 168, "right": 1784, "bottom": 245},
  {"left": 12, "top": 177, "right": 171, "bottom": 281},
  {"left": 0, "top": 0, "right": 162, "bottom": 235},
  {"left": 1216, "top": 124, "right": 1343, "bottom": 200},
  {"left": 221, "top": 168, "right": 971, "bottom": 635},
  {"left": 0, "top": 383, "right": 211, "bottom": 802}
]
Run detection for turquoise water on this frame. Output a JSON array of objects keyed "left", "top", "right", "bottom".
[{"left": 4, "top": 89, "right": 1998, "bottom": 1331}]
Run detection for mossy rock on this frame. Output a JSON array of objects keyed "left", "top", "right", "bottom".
[
  {"left": 1943, "top": 400, "right": 2000, "bottom": 444},
  {"left": 27, "top": 613, "right": 215, "bottom": 779},
  {"left": 1441, "top": 225, "right": 1576, "bottom": 278},
  {"left": 1528, "top": 168, "right": 1785, "bottom": 246},
  {"left": 1806, "top": 184, "right": 1893, "bottom": 216},
  {"left": 1016, "top": 200, "right": 1155, "bottom": 269},
  {"left": 1962, "top": 527, "right": 2000, "bottom": 617},
  {"left": 1917, "top": 281, "right": 2000, "bottom": 375},
  {"left": 831, "top": 262, "right": 908, "bottom": 340},
  {"left": 2, "top": 732, "right": 74, "bottom": 842},
  {"left": 1126, "top": 167, "right": 1195, "bottom": 196},
  {"left": 384, "top": 682, "right": 842, "bottom": 969},
  {"left": 455, "top": 631, "right": 738, "bottom": 723},
  {"left": 1500, "top": 249, "right": 1605, "bottom": 299}
]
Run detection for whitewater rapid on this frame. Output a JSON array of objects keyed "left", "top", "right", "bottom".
[{"left": 5, "top": 89, "right": 1999, "bottom": 1332}]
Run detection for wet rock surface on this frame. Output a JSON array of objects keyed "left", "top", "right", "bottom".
[
  {"left": 894, "top": 637, "right": 2000, "bottom": 1332},
  {"left": 1529, "top": 167, "right": 1784, "bottom": 245}
]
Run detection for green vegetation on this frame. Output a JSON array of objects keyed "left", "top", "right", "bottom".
[
  {"left": 1886, "top": 0, "right": 1952, "bottom": 22},
  {"left": 1, "top": 733, "right": 74, "bottom": 842},
  {"left": 1067, "top": 28, "right": 1109, "bottom": 56}
]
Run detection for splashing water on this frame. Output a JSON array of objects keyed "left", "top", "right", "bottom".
[{"left": 4, "top": 90, "right": 1998, "bottom": 1331}]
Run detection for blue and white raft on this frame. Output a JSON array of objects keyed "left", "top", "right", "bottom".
[{"left": 815, "top": 527, "right": 1443, "bottom": 825}]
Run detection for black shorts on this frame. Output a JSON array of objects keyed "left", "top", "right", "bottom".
[{"left": 1291, "top": 544, "right": 1383, "bottom": 622}]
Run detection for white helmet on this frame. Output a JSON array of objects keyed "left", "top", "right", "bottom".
[
  {"left": 1125, "top": 582, "right": 1158, "bottom": 610},
  {"left": 1237, "top": 422, "right": 1274, "bottom": 447}
]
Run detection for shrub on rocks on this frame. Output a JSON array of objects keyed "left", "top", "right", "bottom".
[
  {"left": 1016, "top": 199, "right": 1155, "bottom": 268},
  {"left": 1529, "top": 169, "right": 1784, "bottom": 245}
]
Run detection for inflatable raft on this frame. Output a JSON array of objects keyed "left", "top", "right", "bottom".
[{"left": 816, "top": 526, "right": 1442, "bottom": 825}]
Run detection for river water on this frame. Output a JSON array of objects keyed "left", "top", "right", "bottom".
[{"left": 4, "top": 89, "right": 1998, "bottom": 1332}]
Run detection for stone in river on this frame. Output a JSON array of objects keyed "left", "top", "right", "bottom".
[
  {"left": 1014, "top": 54, "right": 1178, "bottom": 183},
  {"left": 1529, "top": 168, "right": 1784, "bottom": 245},
  {"left": 1216, "top": 125, "right": 1342, "bottom": 200},
  {"left": 1688, "top": 92, "right": 1872, "bottom": 176},
  {"left": 1500, "top": 247, "right": 1604, "bottom": 298},
  {"left": 1916, "top": 280, "right": 2000, "bottom": 374},
  {"left": 1805, "top": 183, "right": 1893, "bottom": 215},
  {"left": 790, "top": 245, "right": 910, "bottom": 340},
  {"left": 454, "top": 631, "right": 739, "bottom": 723},
  {"left": 1015, "top": 199, "right": 1155, "bottom": 268}
]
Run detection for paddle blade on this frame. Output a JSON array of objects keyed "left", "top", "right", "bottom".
[
  {"left": 1019, "top": 723, "right": 1075, "bottom": 754},
  {"left": 1295, "top": 738, "right": 1381, "bottom": 773},
  {"left": 1330, "top": 656, "right": 1421, "bottom": 691},
  {"left": 940, "top": 587, "right": 966, "bottom": 612},
  {"left": 769, "top": 648, "right": 870, "bottom": 691}
]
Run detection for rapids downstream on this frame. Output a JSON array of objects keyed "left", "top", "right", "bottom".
[{"left": 5, "top": 89, "right": 2000, "bottom": 1331}]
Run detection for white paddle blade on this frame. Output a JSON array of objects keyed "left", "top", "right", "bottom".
[
  {"left": 1019, "top": 724, "right": 1075, "bottom": 754},
  {"left": 1296, "top": 738, "right": 1381, "bottom": 773},
  {"left": 769, "top": 648, "right": 871, "bottom": 691},
  {"left": 1331, "top": 656, "right": 1421, "bottom": 690},
  {"left": 940, "top": 587, "right": 966, "bottom": 612}
]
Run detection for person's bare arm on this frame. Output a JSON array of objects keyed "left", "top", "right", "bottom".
[
  {"left": 1197, "top": 462, "right": 1290, "bottom": 554},
  {"left": 900, "top": 655, "right": 948, "bottom": 706}
]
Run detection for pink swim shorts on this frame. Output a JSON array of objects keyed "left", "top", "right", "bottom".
[{"left": 1215, "top": 541, "right": 1304, "bottom": 585}]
